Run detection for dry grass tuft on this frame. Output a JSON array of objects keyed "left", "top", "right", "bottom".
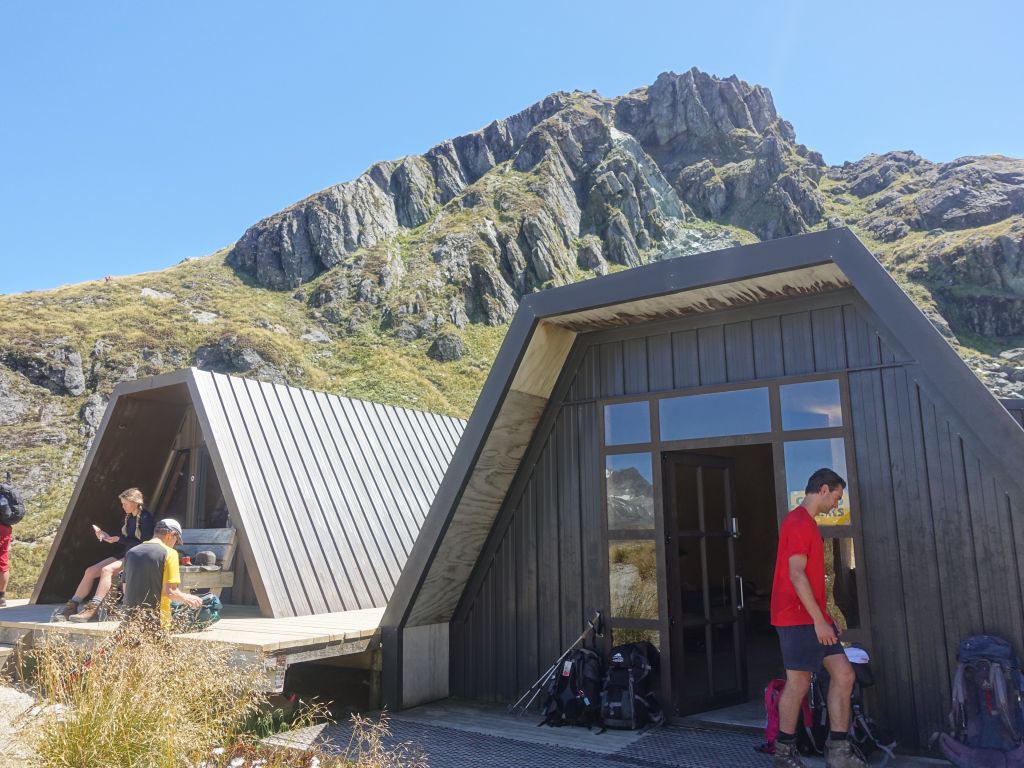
[
  {"left": 23, "top": 614, "right": 263, "bottom": 767},
  {"left": 3, "top": 614, "right": 423, "bottom": 767}
]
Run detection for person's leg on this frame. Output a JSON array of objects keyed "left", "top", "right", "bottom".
[
  {"left": 74, "top": 558, "right": 116, "bottom": 600},
  {"left": 0, "top": 524, "right": 10, "bottom": 605},
  {"left": 822, "top": 651, "right": 855, "bottom": 733},
  {"left": 92, "top": 559, "right": 124, "bottom": 602},
  {"left": 779, "top": 669, "right": 813, "bottom": 733},
  {"left": 822, "top": 650, "right": 865, "bottom": 767}
]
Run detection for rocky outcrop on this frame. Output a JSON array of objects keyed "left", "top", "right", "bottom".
[
  {"left": 192, "top": 337, "right": 287, "bottom": 384},
  {"left": 224, "top": 68, "right": 1023, "bottom": 361},
  {"left": 1, "top": 344, "right": 86, "bottom": 396},
  {"left": 227, "top": 69, "right": 821, "bottom": 326},
  {"left": 0, "top": 372, "right": 29, "bottom": 426},
  {"left": 229, "top": 95, "right": 571, "bottom": 289}
]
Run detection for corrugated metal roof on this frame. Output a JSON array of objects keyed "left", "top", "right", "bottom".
[{"left": 190, "top": 370, "right": 466, "bottom": 617}]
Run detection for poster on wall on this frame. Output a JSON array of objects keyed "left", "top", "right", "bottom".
[{"left": 789, "top": 490, "right": 851, "bottom": 526}]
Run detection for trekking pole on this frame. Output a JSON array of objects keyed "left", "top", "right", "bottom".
[{"left": 507, "top": 610, "right": 603, "bottom": 715}]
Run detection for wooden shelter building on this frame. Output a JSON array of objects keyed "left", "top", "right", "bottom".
[
  {"left": 33, "top": 368, "right": 465, "bottom": 618},
  {"left": 380, "top": 228, "right": 1024, "bottom": 748}
]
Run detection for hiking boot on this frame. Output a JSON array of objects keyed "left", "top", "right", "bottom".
[
  {"left": 68, "top": 600, "right": 101, "bottom": 623},
  {"left": 772, "top": 741, "right": 808, "bottom": 767},
  {"left": 825, "top": 739, "right": 867, "bottom": 768},
  {"left": 51, "top": 601, "right": 78, "bottom": 622},
  {"left": 0, "top": 597, "right": 6, "bottom": 608}
]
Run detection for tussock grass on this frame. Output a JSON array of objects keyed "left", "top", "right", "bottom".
[{"left": 4, "top": 614, "right": 422, "bottom": 767}]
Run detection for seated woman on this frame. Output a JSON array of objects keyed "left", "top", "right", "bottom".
[{"left": 52, "top": 487, "right": 155, "bottom": 622}]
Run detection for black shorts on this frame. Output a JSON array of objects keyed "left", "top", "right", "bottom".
[{"left": 776, "top": 624, "right": 845, "bottom": 672}]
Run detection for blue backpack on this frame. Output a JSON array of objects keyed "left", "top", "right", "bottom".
[{"left": 939, "top": 635, "right": 1024, "bottom": 767}]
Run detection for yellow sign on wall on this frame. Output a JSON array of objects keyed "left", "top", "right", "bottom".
[{"left": 789, "top": 491, "right": 851, "bottom": 526}]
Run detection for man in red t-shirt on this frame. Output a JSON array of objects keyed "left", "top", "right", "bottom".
[{"left": 770, "top": 468, "right": 863, "bottom": 768}]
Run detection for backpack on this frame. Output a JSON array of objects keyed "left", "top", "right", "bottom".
[
  {"left": 757, "top": 678, "right": 817, "bottom": 755},
  {"left": 938, "top": 634, "right": 1024, "bottom": 766},
  {"left": 0, "top": 474, "right": 26, "bottom": 526},
  {"left": 540, "top": 647, "right": 603, "bottom": 728},
  {"left": 171, "top": 593, "right": 223, "bottom": 631},
  {"left": 600, "top": 642, "right": 665, "bottom": 730}
]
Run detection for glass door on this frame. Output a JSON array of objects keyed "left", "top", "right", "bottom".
[{"left": 664, "top": 452, "right": 747, "bottom": 714}]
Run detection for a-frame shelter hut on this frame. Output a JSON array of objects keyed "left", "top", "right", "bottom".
[
  {"left": 380, "top": 227, "right": 1024, "bottom": 748},
  {"left": 34, "top": 368, "right": 465, "bottom": 619}
]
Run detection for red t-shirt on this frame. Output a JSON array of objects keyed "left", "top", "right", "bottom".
[{"left": 770, "top": 506, "right": 830, "bottom": 627}]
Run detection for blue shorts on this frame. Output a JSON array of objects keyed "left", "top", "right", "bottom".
[{"left": 776, "top": 624, "right": 845, "bottom": 672}]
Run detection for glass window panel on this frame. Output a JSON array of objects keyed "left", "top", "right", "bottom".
[
  {"left": 710, "top": 625, "right": 740, "bottom": 695},
  {"left": 780, "top": 380, "right": 843, "bottom": 431},
  {"left": 610, "top": 628, "right": 662, "bottom": 652},
  {"left": 608, "top": 540, "right": 659, "bottom": 619},
  {"left": 606, "top": 453, "right": 655, "bottom": 530},
  {"left": 660, "top": 388, "right": 770, "bottom": 441},
  {"left": 604, "top": 401, "right": 651, "bottom": 446},
  {"left": 784, "top": 438, "right": 851, "bottom": 526},
  {"left": 826, "top": 537, "right": 861, "bottom": 630}
]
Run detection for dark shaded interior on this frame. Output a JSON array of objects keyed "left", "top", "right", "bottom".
[
  {"left": 667, "top": 443, "right": 783, "bottom": 714},
  {"left": 36, "top": 385, "right": 254, "bottom": 605}
]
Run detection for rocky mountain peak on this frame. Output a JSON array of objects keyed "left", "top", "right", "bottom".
[{"left": 227, "top": 68, "right": 834, "bottom": 347}]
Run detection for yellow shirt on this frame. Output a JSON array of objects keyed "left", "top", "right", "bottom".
[{"left": 155, "top": 539, "right": 180, "bottom": 629}]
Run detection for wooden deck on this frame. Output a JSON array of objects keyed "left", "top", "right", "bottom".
[{"left": 0, "top": 599, "right": 383, "bottom": 691}]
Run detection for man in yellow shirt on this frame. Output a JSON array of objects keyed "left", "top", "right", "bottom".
[{"left": 123, "top": 518, "right": 201, "bottom": 628}]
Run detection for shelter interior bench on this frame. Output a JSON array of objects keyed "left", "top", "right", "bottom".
[{"left": 178, "top": 527, "right": 236, "bottom": 597}]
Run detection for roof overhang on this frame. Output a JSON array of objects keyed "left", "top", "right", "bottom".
[{"left": 384, "top": 227, "right": 1024, "bottom": 634}]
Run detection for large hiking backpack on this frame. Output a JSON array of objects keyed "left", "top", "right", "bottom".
[
  {"left": 600, "top": 642, "right": 665, "bottom": 730},
  {"left": 540, "top": 647, "right": 603, "bottom": 728},
  {"left": 0, "top": 474, "right": 26, "bottom": 526},
  {"left": 938, "top": 634, "right": 1024, "bottom": 767}
]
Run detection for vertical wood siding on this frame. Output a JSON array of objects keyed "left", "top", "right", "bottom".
[{"left": 450, "top": 298, "right": 1024, "bottom": 748}]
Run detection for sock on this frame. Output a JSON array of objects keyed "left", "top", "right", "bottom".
[
  {"left": 829, "top": 730, "right": 848, "bottom": 742},
  {"left": 0, "top": 591, "right": 5, "bottom": 598},
  {"left": 71, "top": 595, "right": 83, "bottom": 604},
  {"left": 777, "top": 730, "right": 796, "bottom": 745}
]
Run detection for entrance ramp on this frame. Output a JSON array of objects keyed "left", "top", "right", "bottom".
[{"left": 0, "top": 601, "right": 382, "bottom": 692}]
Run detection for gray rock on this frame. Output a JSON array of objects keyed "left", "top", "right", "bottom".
[
  {"left": 427, "top": 333, "right": 466, "bottom": 362},
  {"left": 999, "top": 348, "right": 1024, "bottom": 362},
  {"left": 192, "top": 311, "right": 218, "bottom": 325},
  {"left": 300, "top": 329, "right": 331, "bottom": 344},
  {"left": 140, "top": 348, "right": 163, "bottom": 367},
  {"left": 1, "top": 345, "right": 85, "bottom": 396},
  {"left": 140, "top": 287, "right": 174, "bottom": 301},
  {"left": 395, "top": 322, "right": 421, "bottom": 341},
  {"left": 192, "top": 337, "right": 286, "bottom": 384},
  {"left": 0, "top": 372, "right": 28, "bottom": 426},
  {"left": 79, "top": 393, "right": 106, "bottom": 437}
]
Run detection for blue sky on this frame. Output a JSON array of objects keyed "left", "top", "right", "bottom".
[{"left": 2, "top": 1, "right": 1021, "bottom": 294}]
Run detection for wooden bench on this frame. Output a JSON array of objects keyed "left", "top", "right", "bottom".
[{"left": 179, "top": 528, "right": 237, "bottom": 596}]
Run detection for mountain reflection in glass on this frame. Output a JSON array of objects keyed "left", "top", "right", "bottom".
[
  {"left": 605, "top": 453, "right": 655, "bottom": 530},
  {"left": 780, "top": 379, "right": 842, "bottom": 430}
]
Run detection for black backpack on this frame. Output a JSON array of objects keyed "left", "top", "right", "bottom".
[
  {"left": 0, "top": 473, "right": 25, "bottom": 526},
  {"left": 540, "top": 647, "right": 603, "bottom": 728},
  {"left": 600, "top": 642, "right": 665, "bottom": 730}
]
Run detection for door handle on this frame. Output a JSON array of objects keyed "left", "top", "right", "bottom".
[
  {"left": 736, "top": 574, "right": 745, "bottom": 611},
  {"left": 730, "top": 517, "right": 739, "bottom": 537}
]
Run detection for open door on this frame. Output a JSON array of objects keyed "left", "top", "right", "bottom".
[{"left": 664, "top": 452, "right": 747, "bottom": 715}]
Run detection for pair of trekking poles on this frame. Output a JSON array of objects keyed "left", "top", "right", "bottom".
[{"left": 507, "top": 609, "right": 604, "bottom": 715}]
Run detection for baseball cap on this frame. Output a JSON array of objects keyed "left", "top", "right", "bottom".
[{"left": 155, "top": 518, "right": 183, "bottom": 545}]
